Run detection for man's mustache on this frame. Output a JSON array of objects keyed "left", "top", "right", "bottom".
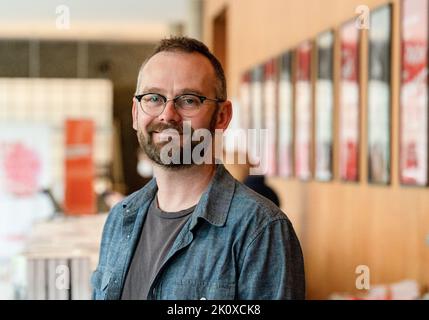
[{"left": 147, "top": 123, "right": 192, "bottom": 135}]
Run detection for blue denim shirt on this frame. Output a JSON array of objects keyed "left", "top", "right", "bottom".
[{"left": 91, "top": 164, "right": 305, "bottom": 300}]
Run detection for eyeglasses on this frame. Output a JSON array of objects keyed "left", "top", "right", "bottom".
[{"left": 134, "top": 93, "right": 224, "bottom": 117}]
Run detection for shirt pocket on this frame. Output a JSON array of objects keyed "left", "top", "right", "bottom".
[
  {"left": 162, "top": 279, "right": 235, "bottom": 300},
  {"left": 91, "top": 268, "right": 112, "bottom": 300}
]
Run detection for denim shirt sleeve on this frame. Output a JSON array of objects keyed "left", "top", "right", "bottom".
[
  {"left": 91, "top": 203, "right": 122, "bottom": 299},
  {"left": 237, "top": 218, "right": 305, "bottom": 300}
]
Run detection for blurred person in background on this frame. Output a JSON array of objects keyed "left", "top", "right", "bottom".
[
  {"left": 224, "top": 151, "right": 280, "bottom": 207},
  {"left": 92, "top": 37, "right": 305, "bottom": 300},
  {"left": 244, "top": 175, "right": 280, "bottom": 207}
]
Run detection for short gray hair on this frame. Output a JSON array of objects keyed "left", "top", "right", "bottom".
[{"left": 135, "top": 36, "right": 227, "bottom": 100}]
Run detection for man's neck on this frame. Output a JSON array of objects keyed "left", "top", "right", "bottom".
[{"left": 153, "top": 163, "right": 216, "bottom": 212}]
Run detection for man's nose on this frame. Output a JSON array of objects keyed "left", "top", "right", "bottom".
[{"left": 157, "top": 100, "right": 182, "bottom": 123}]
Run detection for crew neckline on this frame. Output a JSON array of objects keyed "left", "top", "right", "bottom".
[{"left": 150, "top": 195, "right": 197, "bottom": 219}]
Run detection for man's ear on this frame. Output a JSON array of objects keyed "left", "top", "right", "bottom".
[
  {"left": 214, "top": 100, "right": 233, "bottom": 130},
  {"left": 132, "top": 99, "right": 138, "bottom": 131}
]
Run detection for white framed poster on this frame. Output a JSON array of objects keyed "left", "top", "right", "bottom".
[
  {"left": 251, "top": 66, "right": 264, "bottom": 132},
  {"left": 315, "top": 31, "right": 334, "bottom": 181},
  {"left": 248, "top": 65, "right": 265, "bottom": 172},
  {"left": 278, "top": 52, "right": 294, "bottom": 178},
  {"left": 0, "top": 123, "right": 53, "bottom": 260},
  {"left": 239, "top": 71, "right": 252, "bottom": 130},
  {"left": 368, "top": 5, "right": 392, "bottom": 184},
  {"left": 264, "top": 58, "right": 278, "bottom": 176},
  {"left": 295, "top": 41, "right": 312, "bottom": 180},
  {"left": 400, "top": 0, "right": 428, "bottom": 186},
  {"left": 339, "top": 20, "right": 360, "bottom": 182}
]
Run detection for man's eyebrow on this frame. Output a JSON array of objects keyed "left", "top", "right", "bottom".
[
  {"left": 140, "top": 87, "right": 207, "bottom": 96},
  {"left": 176, "top": 88, "right": 205, "bottom": 96},
  {"left": 140, "top": 87, "right": 166, "bottom": 94}
]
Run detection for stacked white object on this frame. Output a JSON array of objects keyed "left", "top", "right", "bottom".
[{"left": 18, "top": 213, "right": 107, "bottom": 300}]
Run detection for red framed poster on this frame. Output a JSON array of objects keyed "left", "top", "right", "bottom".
[
  {"left": 64, "top": 119, "right": 96, "bottom": 215},
  {"left": 278, "top": 51, "right": 294, "bottom": 178},
  {"left": 264, "top": 58, "right": 278, "bottom": 176},
  {"left": 339, "top": 20, "right": 360, "bottom": 182},
  {"left": 368, "top": 5, "right": 392, "bottom": 184},
  {"left": 295, "top": 41, "right": 312, "bottom": 180},
  {"left": 400, "top": 0, "right": 429, "bottom": 186},
  {"left": 315, "top": 30, "right": 334, "bottom": 181}
]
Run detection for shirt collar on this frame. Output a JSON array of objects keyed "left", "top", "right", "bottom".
[{"left": 121, "top": 163, "right": 235, "bottom": 228}]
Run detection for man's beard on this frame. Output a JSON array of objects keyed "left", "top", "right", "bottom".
[{"left": 137, "top": 110, "right": 218, "bottom": 170}]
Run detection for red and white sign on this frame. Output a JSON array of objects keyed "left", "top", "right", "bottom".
[{"left": 339, "top": 20, "right": 360, "bottom": 182}]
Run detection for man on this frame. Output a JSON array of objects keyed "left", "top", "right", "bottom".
[{"left": 92, "top": 37, "right": 305, "bottom": 300}]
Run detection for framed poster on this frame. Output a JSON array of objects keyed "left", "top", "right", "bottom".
[
  {"left": 0, "top": 123, "right": 53, "bottom": 259},
  {"left": 400, "top": 0, "right": 429, "bottom": 186},
  {"left": 339, "top": 19, "right": 360, "bottom": 182},
  {"left": 295, "top": 41, "right": 313, "bottom": 180},
  {"left": 249, "top": 65, "right": 264, "bottom": 172},
  {"left": 368, "top": 5, "right": 392, "bottom": 184},
  {"left": 264, "top": 58, "right": 278, "bottom": 176},
  {"left": 315, "top": 30, "right": 334, "bottom": 181},
  {"left": 239, "top": 71, "right": 252, "bottom": 130},
  {"left": 251, "top": 65, "right": 264, "bottom": 131},
  {"left": 278, "top": 51, "right": 294, "bottom": 178}
]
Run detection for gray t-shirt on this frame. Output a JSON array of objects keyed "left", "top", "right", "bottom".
[{"left": 120, "top": 196, "right": 195, "bottom": 300}]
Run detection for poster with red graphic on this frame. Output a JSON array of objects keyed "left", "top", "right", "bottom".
[
  {"left": 64, "top": 119, "right": 96, "bottom": 215},
  {"left": 400, "top": 0, "right": 428, "bottom": 186},
  {"left": 0, "top": 123, "right": 53, "bottom": 259},
  {"left": 315, "top": 31, "right": 334, "bottom": 181},
  {"left": 264, "top": 58, "right": 278, "bottom": 176},
  {"left": 0, "top": 125, "right": 51, "bottom": 195},
  {"left": 368, "top": 5, "right": 392, "bottom": 184},
  {"left": 278, "top": 52, "right": 294, "bottom": 178},
  {"left": 339, "top": 20, "right": 360, "bottom": 182},
  {"left": 295, "top": 41, "right": 312, "bottom": 180}
]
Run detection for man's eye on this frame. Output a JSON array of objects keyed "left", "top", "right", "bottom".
[
  {"left": 150, "top": 95, "right": 160, "bottom": 102},
  {"left": 181, "top": 96, "right": 198, "bottom": 105},
  {"left": 143, "top": 95, "right": 161, "bottom": 104}
]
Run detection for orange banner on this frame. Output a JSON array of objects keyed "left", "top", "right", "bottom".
[{"left": 64, "top": 119, "right": 96, "bottom": 215}]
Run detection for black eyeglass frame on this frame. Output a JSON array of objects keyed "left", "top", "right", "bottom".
[{"left": 134, "top": 92, "right": 225, "bottom": 116}]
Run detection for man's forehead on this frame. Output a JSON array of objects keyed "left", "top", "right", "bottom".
[
  {"left": 138, "top": 51, "right": 216, "bottom": 92},
  {"left": 152, "top": 50, "right": 210, "bottom": 62}
]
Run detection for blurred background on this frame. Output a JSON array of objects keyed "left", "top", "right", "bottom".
[{"left": 0, "top": 0, "right": 428, "bottom": 300}]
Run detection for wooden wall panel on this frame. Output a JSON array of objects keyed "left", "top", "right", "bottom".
[{"left": 204, "top": 0, "right": 429, "bottom": 299}]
